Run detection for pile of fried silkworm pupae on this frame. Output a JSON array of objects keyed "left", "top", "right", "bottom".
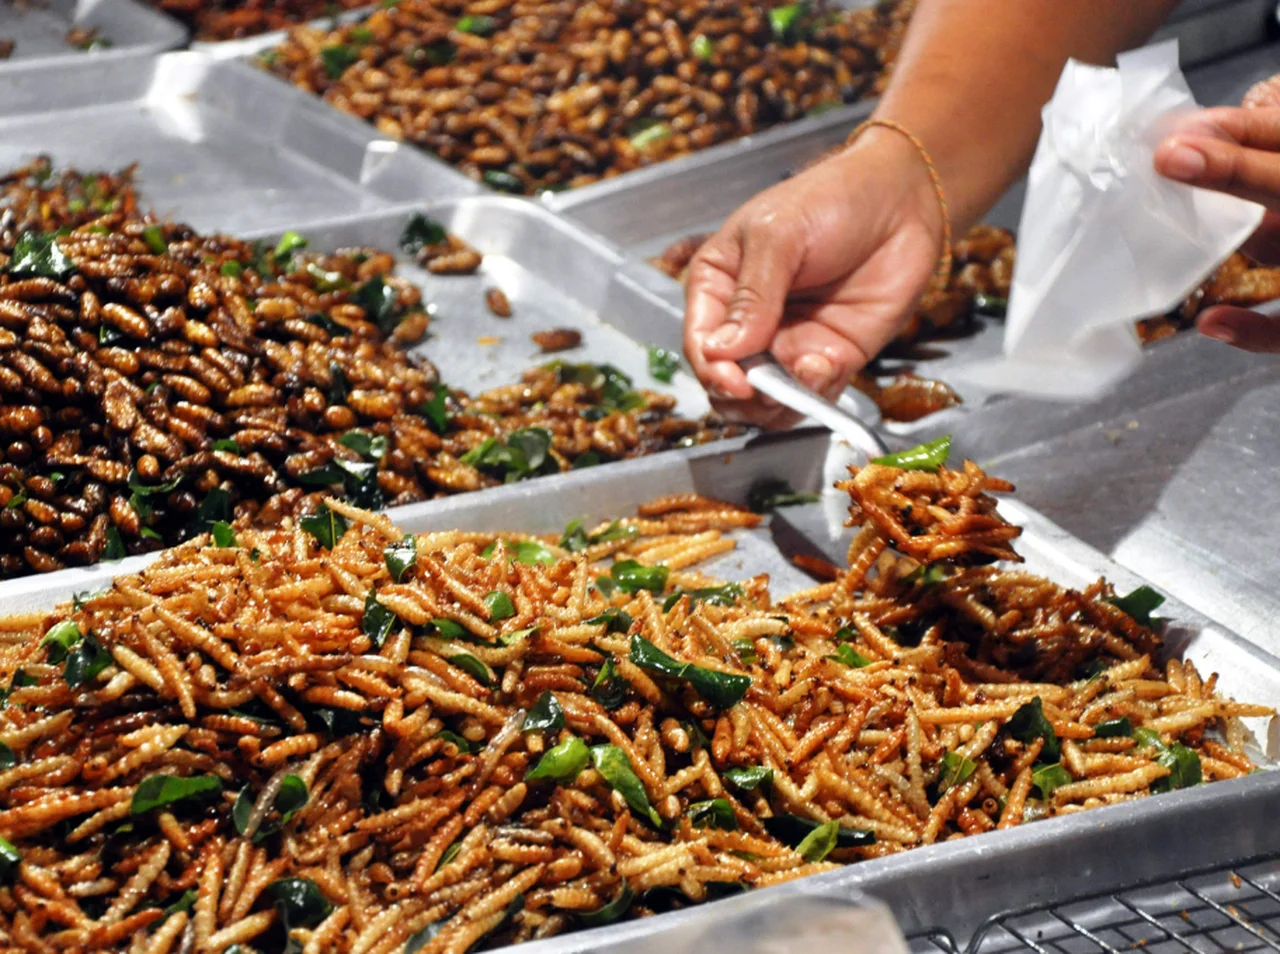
[
  {"left": 262, "top": 0, "right": 916, "bottom": 194},
  {"left": 142, "top": 0, "right": 371, "bottom": 42},
  {"left": 0, "top": 157, "right": 736, "bottom": 579}
]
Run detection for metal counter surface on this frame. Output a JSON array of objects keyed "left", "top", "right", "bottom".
[{"left": 982, "top": 351, "right": 1280, "bottom": 657}]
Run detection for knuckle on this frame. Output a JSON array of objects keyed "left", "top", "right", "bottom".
[{"left": 727, "top": 284, "right": 768, "bottom": 315}]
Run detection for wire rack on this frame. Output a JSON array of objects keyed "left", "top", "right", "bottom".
[{"left": 910, "top": 856, "right": 1280, "bottom": 954}]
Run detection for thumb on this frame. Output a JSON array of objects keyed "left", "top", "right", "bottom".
[
  {"left": 702, "top": 218, "right": 804, "bottom": 361},
  {"left": 1155, "top": 108, "right": 1280, "bottom": 209},
  {"left": 1198, "top": 304, "right": 1280, "bottom": 353}
]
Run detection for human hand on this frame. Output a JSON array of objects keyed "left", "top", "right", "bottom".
[
  {"left": 1154, "top": 73, "right": 1280, "bottom": 352},
  {"left": 683, "top": 127, "right": 945, "bottom": 427}
]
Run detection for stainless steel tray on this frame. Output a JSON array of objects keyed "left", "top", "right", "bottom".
[
  {"left": 538, "top": 774, "right": 1280, "bottom": 952},
  {"left": 0, "top": 194, "right": 745, "bottom": 586},
  {"left": 0, "top": 0, "right": 185, "bottom": 68},
  {"left": 2, "top": 427, "right": 1277, "bottom": 953},
  {"left": 241, "top": 35, "right": 888, "bottom": 211},
  {"left": 236, "top": 196, "right": 712, "bottom": 388},
  {"left": 393, "top": 429, "right": 1280, "bottom": 954},
  {"left": 910, "top": 853, "right": 1280, "bottom": 954},
  {"left": 0, "top": 50, "right": 478, "bottom": 235}
]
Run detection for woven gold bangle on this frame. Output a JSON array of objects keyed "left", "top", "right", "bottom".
[{"left": 847, "top": 118, "right": 953, "bottom": 298}]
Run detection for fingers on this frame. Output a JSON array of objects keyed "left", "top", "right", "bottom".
[
  {"left": 701, "top": 213, "right": 805, "bottom": 361},
  {"left": 1197, "top": 304, "right": 1280, "bottom": 353},
  {"left": 683, "top": 230, "right": 751, "bottom": 401},
  {"left": 1155, "top": 107, "right": 1280, "bottom": 209},
  {"left": 769, "top": 319, "right": 873, "bottom": 398},
  {"left": 683, "top": 204, "right": 806, "bottom": 418},
  {"left": 1167, "top": 106, "right": 1280, "bottom": 151}
]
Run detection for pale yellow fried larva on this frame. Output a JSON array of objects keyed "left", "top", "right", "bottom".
[
  {"left": 206, "top": 911, "right": 275, "bottom": 950},
  {"left": 103, "top": 841, "right": 170, "bottom": 924},
  {"left": 142, "top": 910, "right": 188, "bottom": 954},
  {"left": 1053, "top": 764, "right": 1173, "bottom": 804}
]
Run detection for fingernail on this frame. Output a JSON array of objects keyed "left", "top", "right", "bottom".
[
  {"left": 1162, "top": 143, "right": 1207, "bottom": 181},
  {"left": 706, "top": 324, "right": 743, "bottom": 351},
  {"left": 1201, "top": 323, "right": 1235, "bottom": 345},
  {"left": 794, "top": 353, "right": 835, "bottom": 392},
  {"left": 707, "top": 382, "right": 734, "bottom": 400}
]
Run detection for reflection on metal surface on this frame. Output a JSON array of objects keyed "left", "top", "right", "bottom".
[
  {"left": 605, "top": 895, "right": 910, "bottom": 954},
  {"left": 0, "top": 51, "right": 477, "bottom": 234},
  {"left": 0, "top": 0, "right": 185, "bottom": 68}
]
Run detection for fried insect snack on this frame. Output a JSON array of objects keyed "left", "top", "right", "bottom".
[
  {"left": 839, "top": 452, "right": 1020, "bottom": 567},
  {"left": 262, "top": 0, "right": 912, "bottom": 195},
  {"left": 1158, "top": 251, "right": 1280, "bottom": 340},
  {"left": 851, "top": 372, "right": 960, "bottom": 424},
  {"left": 0, "top": 159, "right": 736, "bottom": 579},
  {"left": 0, "top": 454, "right": 1270, "bottom": 952},
  {"left": 145, "top": 0, "right": 370, "bottom": 42}
]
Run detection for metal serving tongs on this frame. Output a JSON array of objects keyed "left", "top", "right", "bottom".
[{"left": 740, "top": 353, "right": 888, "bottom": 460}]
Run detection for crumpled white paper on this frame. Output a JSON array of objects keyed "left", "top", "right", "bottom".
[{"left": 957, "top": 40, "right": 1265, "bottom": 400}]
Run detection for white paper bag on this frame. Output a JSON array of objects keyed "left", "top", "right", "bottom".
[{"left": 957, "top": 40, "right": 1265, "bottom": 400}]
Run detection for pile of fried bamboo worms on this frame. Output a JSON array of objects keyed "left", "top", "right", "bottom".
[{"left": 0, "top": 451, "right": 1270, "bottom": 952}]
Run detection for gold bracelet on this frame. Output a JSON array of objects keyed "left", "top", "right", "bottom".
[{"left": 847, "top": 118, "right": 953, "bottom": 299}]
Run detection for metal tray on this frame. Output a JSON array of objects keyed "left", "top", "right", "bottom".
[
  {"left": 394, "top": 428, "right": 1280, "bottom": 954},
  {"left": 3, "top": 427, "right": 1277, "bottom": 953},
  {"left": 240, "top": 29, "right": 889, "bottom": 209},
  {"left": 0, "top": 195, "right": 747, "bottom": 587},
  {"left": 0, "top": 50, "right": 478, "bottom": 236},
  {"left": 236, "top": 196, "right": 713, "bottom": 390},
  {"left": 977, "top": 351, "right": 1280, "bottom": 661},
  {"left": 0, "top": 0, "right": 185, "bottom": 68}
]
